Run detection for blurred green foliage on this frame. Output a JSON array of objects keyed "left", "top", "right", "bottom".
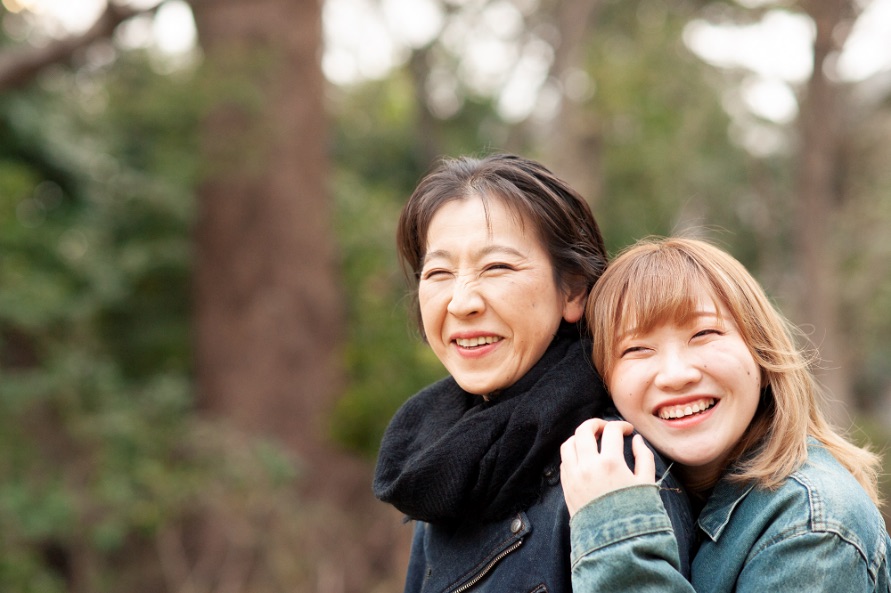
[{"left": 0, "top": 51, "right": 302, "bottom": 590}]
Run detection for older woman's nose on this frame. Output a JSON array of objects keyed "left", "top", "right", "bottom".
[
  {"left": 447, "top": 277, "right": 485, "bottom": 317},
  {"left": 654, "top": 349, "right": 702, "bottom": 391}
]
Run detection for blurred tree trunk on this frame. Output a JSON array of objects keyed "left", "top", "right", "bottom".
[
  {"left": 540, "top": 0, "right": 604, "bottom": 205},
  {"left": 190, "top": 0, "right": 340, "bottom": 472},
  {"left": 189, "top": 0, "right": 408, "bottom": 590},
  {"left": 408, "top": 45, "right": 444, "bottom": 166},
  {"left": 794, "top": 0, "right": 856, "bottom": 427}
]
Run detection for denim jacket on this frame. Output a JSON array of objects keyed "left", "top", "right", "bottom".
[
  {"left": 570, "top": 441, "right": 891, "bottom": 592},
  {"left": 404, "top": 453, "right": 694, "bottom": 593}
]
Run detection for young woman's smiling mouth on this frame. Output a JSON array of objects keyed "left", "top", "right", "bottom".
[{"left": 657, "top": 398, "right": 717, "bottom": 420}]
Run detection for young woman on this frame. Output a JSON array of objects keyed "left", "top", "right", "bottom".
[
  {"left": 560, "top": 236, "right": 890, "bottom": 592},
  {"left": 373, "top": 156, "right": 694, "bottom": 592}
]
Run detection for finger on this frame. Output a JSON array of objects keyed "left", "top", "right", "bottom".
[
  {"left": 574, "top": 418, "right": 607, "bottom": 456},
  {"left": 631, "top": 434, "right": 656, "bottom": 482},
  {"left": 598, "top": 421, "right": 634, "bottom": 460},
  {"left": 576, "top": 417, "right": 609, "bottom": 437},
  {"left": 560, "top": 436, "right": 578, "bottom": 467}
]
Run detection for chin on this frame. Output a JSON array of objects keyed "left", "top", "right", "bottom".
[{"left": 454, "top": 379, "right": 494, "bottom": 396}]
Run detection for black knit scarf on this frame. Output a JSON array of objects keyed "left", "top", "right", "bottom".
[{"left": 372, "top": 334, "right": 609, "bottom": 525}]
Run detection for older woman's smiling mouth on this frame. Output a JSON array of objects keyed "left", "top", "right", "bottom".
[{"left": 455, "top": 336, "right": 503, "bottom": 348}]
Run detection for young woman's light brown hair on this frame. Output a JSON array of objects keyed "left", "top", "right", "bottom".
[{"left": 586, "top": 236, "right": 880, "bottom": 503}]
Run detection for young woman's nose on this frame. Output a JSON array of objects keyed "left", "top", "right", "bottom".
[
  {"left": 653, "top": 348, "right": 702, "bottom": 391},
  {"left": 446, "top": 276, "right": 484, "bottom": 317}
]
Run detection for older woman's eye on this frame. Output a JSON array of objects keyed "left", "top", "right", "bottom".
[
  {"left": 484, "top": 263, "right": 515, "bottom": 272},
  {"left": 421, "top": 268, "right": 450, "bottom": 280}
]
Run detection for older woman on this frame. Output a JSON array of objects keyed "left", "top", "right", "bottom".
[{"left": 373, "top": 154, "right": 693, "bottom": 592}]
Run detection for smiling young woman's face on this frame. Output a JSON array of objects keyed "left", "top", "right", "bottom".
[
  {"left": 607, "top": 289, "right": 763, "bottom": 485},
  {"left": 418, "top": 195, "right": 585, "bottom": 396}
]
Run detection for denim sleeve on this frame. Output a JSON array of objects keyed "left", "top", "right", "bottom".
[
  {"left": 618, "top": 424, "right": 694, "bottom": 577},
  {"left": 736, "top": 531, "right": 878, "bottom": 592},
  {"left": 570, "top": 484, "right": 695, "bottom": 593}
]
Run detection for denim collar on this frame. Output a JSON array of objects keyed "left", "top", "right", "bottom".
[
  {"left": 697, "top": 438, "right": 823, "bottom": 542},
  {"left": 697, "top": 479, "right": 757, "bottom": 542}
]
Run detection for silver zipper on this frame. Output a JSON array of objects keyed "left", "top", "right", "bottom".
[{"left": 452, "top": 538, "right": 524, "bottom": 593}]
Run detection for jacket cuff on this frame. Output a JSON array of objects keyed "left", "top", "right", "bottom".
[{"left": 569, "top": 484, "right": 673, "bottom": 566}]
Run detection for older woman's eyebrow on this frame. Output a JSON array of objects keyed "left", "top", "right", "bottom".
[
  {"left": 422, "top": 245, "right": 526, "bottom": 266},
  {"left": 421, "top": 249, "right": 450, "bottom": 265}
]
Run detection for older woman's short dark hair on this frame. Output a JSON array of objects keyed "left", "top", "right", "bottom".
[{"left": 396, "top": 153, "right": 607, "bottom": 338}]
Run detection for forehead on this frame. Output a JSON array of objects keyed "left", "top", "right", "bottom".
[{"left": 426, "top": 194, "right": 533, "bottom": 242}]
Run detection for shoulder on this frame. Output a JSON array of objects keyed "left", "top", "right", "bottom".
[
  {"left": 733, "top": 444, "right": 881, "bottom": 532},
  {"left": 705, "top": 442, "right": 887, "bottom": 570},
  {"left": 784, "top": 444, "right": 886, "bottom": 546}
]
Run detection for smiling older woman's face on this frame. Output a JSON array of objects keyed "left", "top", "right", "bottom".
[{"left": 418, "top": 195, "right": 586, "bottom": 396}]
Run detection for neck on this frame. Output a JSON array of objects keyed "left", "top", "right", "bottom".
[{"left": 675, "top": 463, "right": 722, "bottom": 496}]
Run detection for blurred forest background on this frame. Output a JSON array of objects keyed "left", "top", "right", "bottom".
[{"left": 1, "top": 0, "right": 890, "bottom": 591}]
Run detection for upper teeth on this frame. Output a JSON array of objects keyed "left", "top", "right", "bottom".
[
  {"left": 456, "top": 336, "right": 502, "bottom": 347},
  {"left": 658, "top": 398, "right": 716, "bottom": 420}
]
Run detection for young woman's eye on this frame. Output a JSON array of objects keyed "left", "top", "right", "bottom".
[
  {"left": 620, "top": 346, "right": 648, "bottom": 357},
  {"left": 693, "top": 328, "right": 723, "bottom": 339}
]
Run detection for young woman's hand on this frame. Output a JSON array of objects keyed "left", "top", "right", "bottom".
[{"left": 560, "top": 419, "right": 656, "bottom": 517}]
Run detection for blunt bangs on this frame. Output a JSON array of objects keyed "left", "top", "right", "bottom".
[{"left": 618, "top": 256, "right": 719, "bottom": 337}]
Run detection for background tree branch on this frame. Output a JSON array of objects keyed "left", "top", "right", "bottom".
[{"left": 0, "top": 1, "right": 160, "bottom": 93}]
